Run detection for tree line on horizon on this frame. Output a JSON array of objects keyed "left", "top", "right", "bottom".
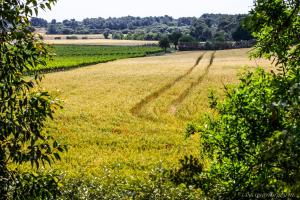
[{"left": 31, "top": 14, "right": 253, "bottom": 42}]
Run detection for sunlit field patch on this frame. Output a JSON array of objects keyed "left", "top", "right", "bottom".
[{"left": 37, "top": 48, "right": 271, "bottom": 178}]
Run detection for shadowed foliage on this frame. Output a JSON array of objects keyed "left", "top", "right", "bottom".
[{"left": 0, "top": 0, "right": 66, "bottom": 199}]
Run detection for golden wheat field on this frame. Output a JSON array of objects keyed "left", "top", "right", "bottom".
[{"left": 37, "top": 48, "right": 271, "bottom": 178}]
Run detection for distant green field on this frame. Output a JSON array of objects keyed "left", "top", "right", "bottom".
[{"left": 36, "top": 45, "right": 163, "bottom": 71}]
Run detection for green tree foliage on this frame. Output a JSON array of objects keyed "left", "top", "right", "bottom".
[
  {"left": 190, "top": 14, "right": 248, "bottom": 42},
  {"left": 246, "top": 0, "right": 300, "bottom": 70},
  {"left": 190, "top": 19, "right": 211, "bottom": 41},
  {"left": 47, "top": 24, "right": 58, "bottom": 34},
  {"left": 112, "top": 32, "right": 124, "bottom": 40},
  {"left": 168, "top": 31, "right": 182, "bottom": 50},
  {"left": 36, "top": 14, "right": 249, "bottom": 42},
  {"left": 172, "top": 0, "right": 300, "bottom": 198},
  {"left": 169, "top": 155, "right": 204, "bottom": 188},
  {"left": 232, "top": 24, "right": 253, "bottom": 41},
  {"left": 47, "top": 19, "right": 58, "bottom": 34},
  {"left": 0, "top": 0, "right": 66, "bottom": 199},
  {"left": 103, "top": 29, "right": 110, "bottom": 39},
  {"left": 30, "top": 17, "right": 48, "bottom": 28},
  {"left": 178, "top": 35, "right": 196, "bottom": 43},
  {"left": 211, "top": 31, "right": 226, "bottom": 42},
  {"left": 159, "top": 36, "right": 170, "bottom": 53}
]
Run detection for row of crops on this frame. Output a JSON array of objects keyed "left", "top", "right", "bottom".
[{"left": 36, "top": 45, "right": 163, "bottom": 71}]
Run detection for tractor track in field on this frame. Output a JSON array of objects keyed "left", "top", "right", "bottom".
[
  {"left": 130, "top": 52, "right": 206, "bottom": 116},
  {"left": 169, "top": 51, "right": 216, "bottom": 114}
]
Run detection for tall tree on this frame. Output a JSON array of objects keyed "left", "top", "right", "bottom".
[
  {"left": 168, "top": 31, "right": 182, "bottom": 50},
  {"left": 172, "top": 0, "right": 300, "bottom": 198},
  {"left": 159, "top": 36, "right": 170, "bottom": 53},
  {"left": 190, "top": 19, "right": 208, "bottom": 41},
  {"left": 103, "top": 28, "right": 110, "bottom": 39},
  {"left": 0, "top": 0, "right": 66, "bottom": 199},
  {"left": 30, "top": 17, "right": 48, "bottom": 27}
]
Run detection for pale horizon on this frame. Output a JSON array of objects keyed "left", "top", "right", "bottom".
[{"left": 38, "top": 0, "right": 254, "bottom": 22}]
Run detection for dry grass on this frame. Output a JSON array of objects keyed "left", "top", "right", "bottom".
[
  {"left": 38, "top": 48, "right": 271, "bottom": 177},
  {"left": 44, "top": 34, "right": 105, "bottom": 40}
]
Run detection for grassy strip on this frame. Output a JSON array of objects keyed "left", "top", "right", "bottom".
[{"left": 34, "top": 45, "right": 163, "bottom": 72}]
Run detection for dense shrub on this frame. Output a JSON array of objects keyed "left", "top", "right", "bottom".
[
  {"left": 66, "top": 36, "right": 78, "bottom": 40},
  {"left": 169, "top": 155, "right": 204, "bottom": 188},
  {"left": 178, "top": 35, "right": 196, "bottom": 43},
  {"left": 195, "top": 69, "right": 300, "bottom": 198},
  {"left": 59, "top": 166, "right": 201, "bottom": 200},
  {"left": 173, "top": 0, "right": 300, "bottom": 199},
  {"left": 8, "top": 172, "right": 63, "bottom": 200},
  {"left": 178, "top": 40, "right": 255, "bottom": 51},
  {"left": 159, "top": 36, "right": 170, "bottom": 53}
]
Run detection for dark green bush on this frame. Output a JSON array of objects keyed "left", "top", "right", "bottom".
[
  {"left": 66, "top": 36, "right": 78, "bottom": 40},
  {"left": 159, "top": 36, "right": 170, "bottom": 53},
  {"left": 196, "top": 68, "right": 300, "bottom": 198},
  {"left": 169, "top": 155, "right": 204, "bottom": 188},
  {"left": 59, "top": 166, "right": 201, "bottom": 200},
  {"left": 9, "top": 171, "right": 63, "bottom": 200},
  {"left": 172, "top": 0, "right": 300, "bottom": 198}
]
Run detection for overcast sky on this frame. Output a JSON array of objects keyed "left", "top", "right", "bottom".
[{"left": 38, "top": 0, "right": 254, "bottom": 21}]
